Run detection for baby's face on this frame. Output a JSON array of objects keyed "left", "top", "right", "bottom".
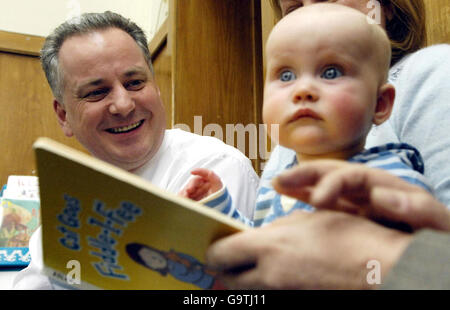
[{"left": 263, "top": 6, "right": 383, "bottom": 158}]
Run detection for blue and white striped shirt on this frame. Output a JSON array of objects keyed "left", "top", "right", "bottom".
[{"left": 204, "top": 143, "right": 432, "bottom": 227}]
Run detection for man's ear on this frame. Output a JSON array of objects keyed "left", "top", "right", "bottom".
[
  {"left": 373, "top": 83, "right": 395, "bottom": 125},
  {"left": 53, "top": 99, "right": 74, "bottom": 137}
]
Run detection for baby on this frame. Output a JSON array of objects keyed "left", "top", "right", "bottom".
[{"left": 180, "top": 3, "right": 430, "bottom": 226}]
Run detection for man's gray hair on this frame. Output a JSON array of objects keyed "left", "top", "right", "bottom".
[{"left": 41, "top": 11, "right": 153, "bottom": 102}]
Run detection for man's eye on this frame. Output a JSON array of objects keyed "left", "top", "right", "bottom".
[
  {"left": 84, "top": 89, "right": 107, "bottom": 99},
  {"left": 126, "top": 80, "right": 144, "bottom": 89},
  {"left": 279, "top": 70, "right": 296, "bottom": 82},
  {"left": 321, "top": 67, "right": 343, "bottom": 80}
]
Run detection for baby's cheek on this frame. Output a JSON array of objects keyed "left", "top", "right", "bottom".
[
  {"left": 263, "top": 99, "right": 282, "bottom": 129},
  {"left": 331, "top": 95, "right": 371, "bottom": 135}
]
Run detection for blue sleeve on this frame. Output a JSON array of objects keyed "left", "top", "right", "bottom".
[{"left": 203, "top": 187, "right": 254, "bottom": 226}]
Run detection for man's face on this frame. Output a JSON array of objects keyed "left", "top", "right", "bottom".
[
  {"left": 55, "top": 28, "right": 166, "bottom": 171},
  {"left": 263, "top": 9, "right": 380, "bottom": 159}
]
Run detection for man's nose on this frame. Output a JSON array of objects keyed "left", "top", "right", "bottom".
[
  {"left": 292, "top": 79, "right": 319, "bottom": 103},
  {"left": 109, "top": 86, "right": 135, "bottom": 116}
]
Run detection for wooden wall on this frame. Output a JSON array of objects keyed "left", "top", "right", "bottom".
[
  {"left": 424, "top": 0, "right": 450, "bottom": 45},
  {"left": 0, "top": 31, "right": 87, "bottom": 186},
  {"left": 169, "top": 0, "right": 264, "bottom": 172},
  {"left": 149, "top": 20, "right": 172, "bottom": 129}
]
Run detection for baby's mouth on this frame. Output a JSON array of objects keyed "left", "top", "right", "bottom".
[
  {"left": 289, "top": 108, "right": 322, "bottom": 123},
  {"left": 106, "top": 120, "right": 144, "bottom": 134}
]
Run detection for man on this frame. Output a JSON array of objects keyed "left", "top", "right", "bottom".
[{"left": 14, "top": 11, "right": 258, "bottom": 289}]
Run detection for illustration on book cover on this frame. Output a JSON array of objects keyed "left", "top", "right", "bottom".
[{"left": 126, "top": 243, "right": 224, "bottom": 289}]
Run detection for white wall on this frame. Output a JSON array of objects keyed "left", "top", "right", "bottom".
[{"left": 0, "top": 0, "right": 168, "bottom": 41}]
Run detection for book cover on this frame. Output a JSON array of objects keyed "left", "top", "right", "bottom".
[
  {"left": 0, "top": 176, "right": 40, "bottom": 267},
  {"left": 34, "top": 137, "right": 247, "bottom": 290}
]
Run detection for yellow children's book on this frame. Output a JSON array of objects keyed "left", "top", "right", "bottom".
[{"left": 33, "top": 137, "right": 247, "bottom": 290}]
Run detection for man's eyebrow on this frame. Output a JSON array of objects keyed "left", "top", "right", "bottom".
[
  {"left": 74, "top": 67, "right": 148, "bottom": 95},
  {"left": 124, "top": 67, "right": 147, "bottom": 77}
]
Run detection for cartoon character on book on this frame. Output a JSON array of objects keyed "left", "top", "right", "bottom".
[
  {"left": 125, "top": 243, "right": 224, "bottom": 289},
  {"left": 0, "top": 201, "right": 39, "bottom": 247}
]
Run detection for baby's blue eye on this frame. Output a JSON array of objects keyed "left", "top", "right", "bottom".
[
  {"left": 321, "top": 67, "right": 343, "bottom": 79},
  {"left": 279, "top": 70, "right": 296, "bottom": 82}
]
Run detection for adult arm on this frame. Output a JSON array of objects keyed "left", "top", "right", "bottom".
[
  {"left": 272, "top": 160, "right": 450, "bottom": 231},
  {"left": 381, "top": 229, "right": 450, "bottom": 289},
  {"left": 206, "top": 210, "right": 412, "bottom": 289},
  {"left": 206, "top": 212, "right": 450, "bottom": 289},
  {"left": 206, "top": 161, "right": 450, "bottom": 289}
]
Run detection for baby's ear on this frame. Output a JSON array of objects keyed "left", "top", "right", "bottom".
[{"left": 373, "top": 83, "right": 395, "bottom": 125}]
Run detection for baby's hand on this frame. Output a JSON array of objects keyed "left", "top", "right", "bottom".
[{"left": 179, "top": 168, "right": 223, "bottom": 201}]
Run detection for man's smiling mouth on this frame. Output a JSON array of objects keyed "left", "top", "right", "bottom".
[{"left": 106, "top": 120, "right": 144, "bottom": 134}]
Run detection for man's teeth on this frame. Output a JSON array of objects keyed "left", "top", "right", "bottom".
[{"left": 109, "top": 121, "right": 142, "bottom": 133}]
